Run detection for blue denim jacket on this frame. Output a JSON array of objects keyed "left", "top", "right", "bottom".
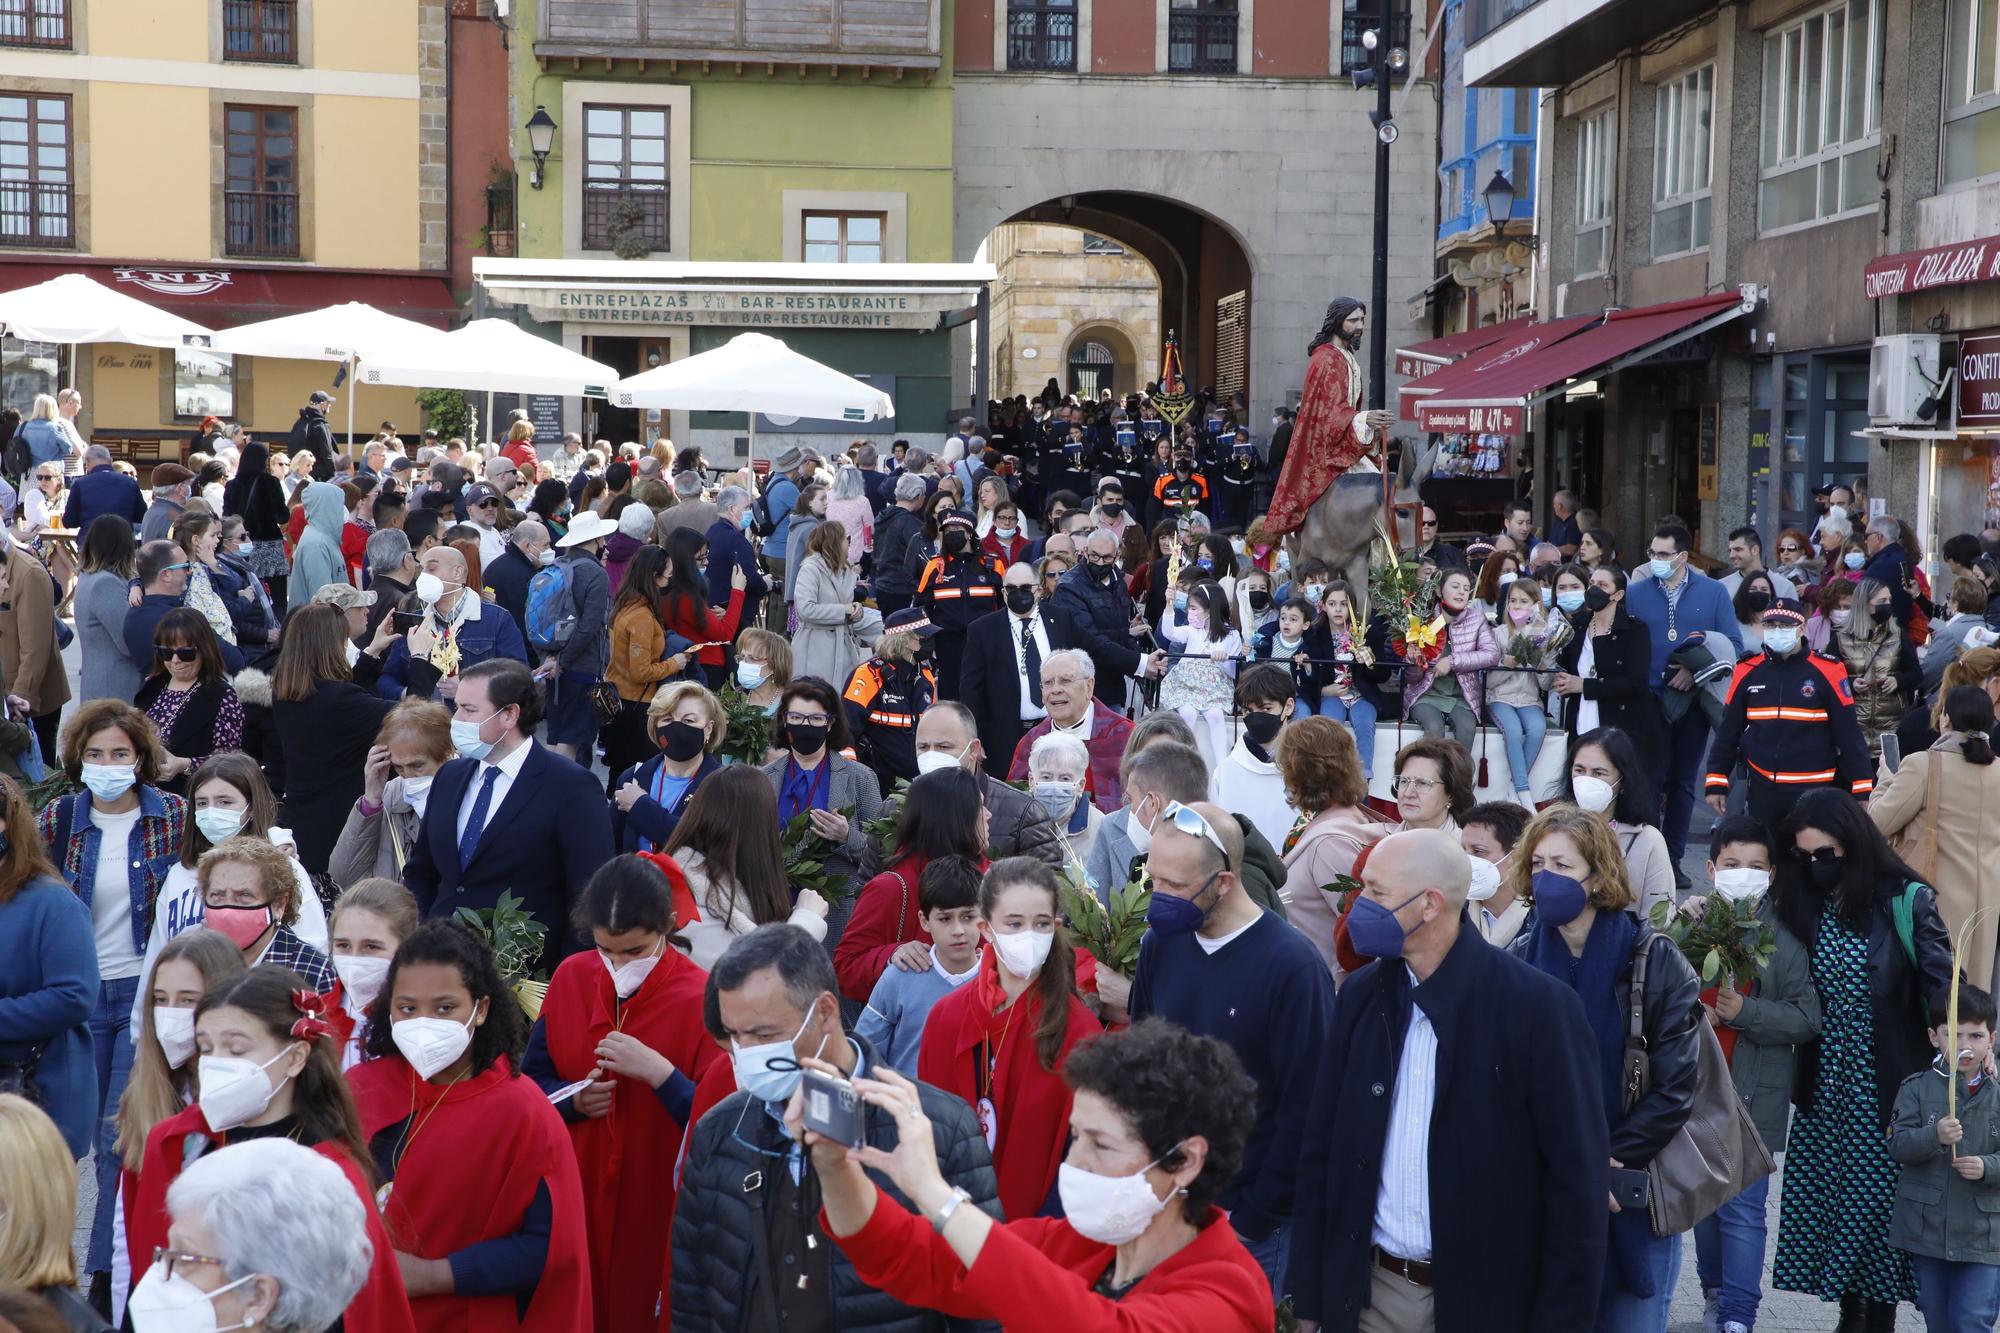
[{"left": 36, "top": 785, "right": 187, "bottom": 957}]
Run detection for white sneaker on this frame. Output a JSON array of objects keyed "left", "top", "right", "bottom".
[{"left": 1720, "top": 1322, "right": 1749, "bottom": 1333}]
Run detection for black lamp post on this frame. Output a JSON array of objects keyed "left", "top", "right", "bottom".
[
  {"left": 1483, "top": 169, "right": 1516, "bottom": 230},
  {"left": 526, "top": 106, "right": 557, "bottom": 190},
  {"left": 1355, "top": 10, "right": 1407, "bottom": 412}
]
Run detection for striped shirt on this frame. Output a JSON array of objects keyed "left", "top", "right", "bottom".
[{"left": 1371, "top": 971, "right": 1438, "bottom": 1260}]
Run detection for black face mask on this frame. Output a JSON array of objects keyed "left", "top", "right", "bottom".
[
  {"left": 1248, "top": 589, "right": 1273, "bottom": 612},
  {"left": 1005, "top": 585, "right": 1038, "bottom": 615},
  {"left": 1102, "top": 501, "right": 1124, "bottom": 517},
  {"left": 943, "top": 529, "right": 969, "bottom": 556},
  {"left": 786, "top": 721, "right": 828, "bottom": 756},
  {"left": 1243, "top": 712, "right": 1283, "bottom": 747},
  {"left": 1583, "top": 585, "right": 1612, "bottom": 613},
  {"left": 659, "top": 720, "right": 707, "bottom": 762},
  {"left": 1094, "top": 560, "right": 1122, "bottom": 586},
  {"left": 1807, "top": 855, "right": 1845, "bottom": 893}
]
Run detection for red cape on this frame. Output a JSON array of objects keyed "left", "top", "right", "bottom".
[
  {"left": 540, "top": 947, "right": 723, "bottom": 1333},
  {"left": 127, "top": 1105, "right": 416, "bottom": 1333},
  {"left": 346, "top": 1055, "right": 593, "bottom": 1333},
  {"left": 1266, "top": 340, "right": 1373, "bottom": 536},
  {"left": 917, "top": 951, "right": 1100, "bottom": 1221}
]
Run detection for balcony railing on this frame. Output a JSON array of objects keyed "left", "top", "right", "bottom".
[
  {"left": 1167, "top": 10, "right": 1237, "bottom": 74},
  {"left": 582, "top": 185, "right": 668, "bottom": 255},
  {"left": 224, "top": 189, "right": 300, "bottom": 258},
  {"left": 1007, "top": 4, "right": 1076, "bottom": 71},
  {"left": 0, "top": 178, "right": 72, "bottom": 248},
  {"left": 485, "top": 180, "right": 515, "bottom": 257},
  {"left": 0, "top": 0, "right": 69, "bottom": 48},
  {"left": 1341, "top": 4, "right": 1412, "bottom": 76}
]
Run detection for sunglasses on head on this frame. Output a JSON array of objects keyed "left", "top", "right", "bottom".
[
  {"left": 1159, "top": 800, "right": 1231, "bottom": 870},
  {"left": 155, "top": 644, "right": 199, "bottom": 662}
]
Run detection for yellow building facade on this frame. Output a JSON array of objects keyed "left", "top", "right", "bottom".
[{"left": 0, "top": 0, "right": 455, "bottom": 447}]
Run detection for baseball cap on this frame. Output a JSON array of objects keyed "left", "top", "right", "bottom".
[
  {"left": 465, "top": 483, "right": 502, "bottom": 508},
  {"left": 311, "top": 584, "right": 377, "bottom": 611},
  {"left": 309, "top": 390, "right": 335, "bottom": 406}
]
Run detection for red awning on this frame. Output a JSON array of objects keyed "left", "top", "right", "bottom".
[
  {"left": 1398, "top": 312, "right": 1602, "bottom": 422},
  {"left": 1393, "top": 315, "right": 1537, "bottom": 379},
  {"left": 0, "top": 258, "right": 458, "bottom": 329},
  {"left": 1414, "top": 289, "right": 1759, "bottom": 434}
]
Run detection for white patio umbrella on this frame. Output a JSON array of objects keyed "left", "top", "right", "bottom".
[
  {"left": 610, "top": 332, "right": 894, "bottom": 463},
  {"left": 0, "top": 273, "right": 216, "bottom": 407},
  {"left": 357, "top": 318, "right": 619, "bottom": 444},
  {"left": 209, "top": 302, "right": 449, "bottom": 450}
]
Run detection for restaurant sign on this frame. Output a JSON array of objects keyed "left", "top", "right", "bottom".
[
  {"left": 1416, "top": 402, "right": 1523, "bottom": 435},
  {"left": 1957, "top": 332, "right": 2000, "bottom": 428},
  {"left": 1863, "top": 233, "right": 2000, "bottom": 299},
  {"left": 504, "top": 285, "right": 964, "bottom": 330}
]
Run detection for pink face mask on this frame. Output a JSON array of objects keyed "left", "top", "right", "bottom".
[
  {"left": 1187, "top": 607, "right": 1208, "bottom": 631},
  {"left": 1508, "top": 606, "right": 1534, "bottom": 625}
]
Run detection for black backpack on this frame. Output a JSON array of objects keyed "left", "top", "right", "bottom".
[
  {"left": 2, "top": 427, "right": 30, "bottom": 482},
  {"left": 750, "top": 483, "right": 779, "bottom": 540}
]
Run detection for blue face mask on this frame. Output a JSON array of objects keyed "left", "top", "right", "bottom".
[
  {"left": 1530, "top": 870, "right": 1590, "bottom": 927},
  {"left": 1345, "top": 890, "right": 1428, "bottom": 960},
  {"left": 1145, "top": 874, "right": 1216, "bottom": 936},
  {"left": 1649, "top": 556, "right": 1677, "bottom": 580},
  {"left": 1540, "top": 584, "right": 1553, "bottom": 607},
  {"left": 1556, "top": 589, "right": 1587, "bottom": 614},
  {"left": 736, "top": 661, "right": 766, "bottom": 690},
  {"left": 1844, "top": 550, "right": 1865, "bottom": 570},
  {"left": 730, "top": 1006, "right": 828, "bottom": 1105},
  {"left": 451, "top": 716, "right": 497, "bottom": 762},
  {"left": 1174, "top": 592, "right": 1189, "bottom": 612}
]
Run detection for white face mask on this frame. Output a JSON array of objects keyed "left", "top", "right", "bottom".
[
  {"left": 1127, "top": 799, "right": 1156, "bottom": 854},
  {"left": 414, "top": 571, "right": 447, "bottom": 604},
  {"left": 602, "top": 938, "right": 665, "bottom": 1000},
  {"left": 916, "top": 743, "right": 968, "bottom": 776},
  {"left": 392, "top": 1011, "right": 478, "bottom": 1081},
  {"left": 400, "top": 773, "right": 434, "bottom": 817},
  {"left": 197, "top": 1045, "right": 296, "bottom": 1133},
  {"left": 193, "top": 807, "right": 246, "bottom": 845},
  {"left": 81, "top": 762, "right": 137, "bottom": 802},
  {"left": 1057, "top": 1148, "right": 1180, "bottom": 1245},
  {"left": 154, "top": 1006, "right": 197, "bottom": 1069},
  {"left": 333, "top": 954, "right": 391, "bottom": 1009},
  {"left": 989, "top": 928, "right": 1054, "bottom": 979},
  {"left": 1713, "top": 867, "right": 1772, "bottom": 904},
  {"left": 128, "top": 1262, "right": 259, "bottom": 1333},
  {"left": 1466, "top": 857, "right": 1503, "bottom": 903},
  {"left": 1571, "top": 774, "right": 1617, "bottom": 813}
]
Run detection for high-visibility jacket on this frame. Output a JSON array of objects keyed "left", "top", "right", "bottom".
[
  {"left": 1704, "top": 649, "right": 1874, "bottom": 799},
  {"left": 915, "top": 553, "right": 1004, "bottom": 634},
  {"left": 1153, "top": 473, "right": 1209, "bottom": 514},
  {"left": 842, "top": 656, "right": 936, "bottom": 782}
]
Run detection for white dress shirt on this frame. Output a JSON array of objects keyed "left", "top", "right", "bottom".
[
  {"left": 1010, "top": 610, "right": 1051, "bottom": 723},
  {"left": 1372, "top": 970, "right": 1438, "bottom": 1260},
  {"left": 456, "top": 736, "right": 535, "bottom": 846}
]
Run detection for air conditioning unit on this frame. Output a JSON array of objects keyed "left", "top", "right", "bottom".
[{"left": 1869, "top": 333, "right": 1946, "bottom": 426}]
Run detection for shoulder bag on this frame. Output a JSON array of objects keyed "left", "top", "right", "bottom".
[
  {"left": 1623, "top": 935, "right": 1776, "bottom": 1236},
  {"left": 1887, "top": 751, "right": 1943, "bottom": 887}
]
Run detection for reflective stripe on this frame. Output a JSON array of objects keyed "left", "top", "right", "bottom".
[
  {"left": 931, "top": 588, "right": 964, "bottom": 599},
  {"left": 1749, "top": 762, "right": 1838, "bottom": 783},
  {"left": 868, "top": 712, "right": 916, "bottom": 728},
  {"left": 1777, "top": 708, "right": 1828, "bottom": 721},
  {"left": 1704, "top": 773, "right": 1730, "bottom": 788},
  {"left": 1852, "top": 779, "right": 1875, "bottom": 793},
  {"left": 1744, "top": 708, "right": 1780, "bottom": 721},
  {"left": 966, "top": 585, "right": 996, "bottom": 597}
]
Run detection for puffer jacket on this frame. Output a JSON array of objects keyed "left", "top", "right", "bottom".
[
  {"left": 669, "top": 1033, "right": 1000, "bottom": 1333},
  {"left": 1834, "top": 621, "right": 1919, "bottom": 746},
  {"left": 1402, "top": 604, "right": 1502, "bottom": 719},
  {"left": 1888, "top": 1056, "right": 2000, "bottom": 1263}
]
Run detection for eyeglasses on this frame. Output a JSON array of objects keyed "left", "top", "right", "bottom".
[
  {"left": 1158, "top": 801, "right": 1231, "bottom": 870},
  {"left": 1795, "top": 846, "right": 1843, "bottom": 865},
  {"left": 1778, "top": 545, "right": 1803, "bottom": 555},
  {"left": 1392, "top": 774, "right": 1441, "bottom": 795},
  {"left": 1421, "top": 520, "right": 1438, "bottom": 529},
  {"left": 155, "top": 644, "right": 200, "bottom": 662},
  {"left": 784, "top": 712, "right": 831, "bottom": 727},
  {"left": 151, "top": 1247, "right": 227, "bottom": 1282}
]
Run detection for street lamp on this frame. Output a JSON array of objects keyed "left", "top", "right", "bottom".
[
  {"left": 1483, "top": 169, "right": 1516, "bottom": 230},
  {"left": 525, "top": 105, "right": 557, "bottom": 190}
]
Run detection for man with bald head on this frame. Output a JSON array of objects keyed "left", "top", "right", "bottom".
[
  {"left": 1130, "top": 799, "right": 1334, "bottom": 1300},
  {"left": 378, "top": 541, "right": 529, "bottom": 701},
  {"left": 1049, "top": 527, "right": 1167, "bottom": 708},
  {"left": 1291, "top": 828, "right": 1609, "bottom": 1333}
]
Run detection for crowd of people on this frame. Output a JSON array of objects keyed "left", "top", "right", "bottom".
[{"left": 3, "top": 382, "right": 2000, "bottom": 1333}]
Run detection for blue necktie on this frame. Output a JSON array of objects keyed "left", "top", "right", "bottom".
[{"left": 458, "top": 767, "right": 501, "bottom": 870}]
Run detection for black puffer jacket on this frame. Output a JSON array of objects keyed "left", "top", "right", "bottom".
[
  {"left": 872, "top": 503, "right": 926, "bottom": 601},
  {"left": 669, "top": 1034, "right": 1000, "bottom": 1333}
]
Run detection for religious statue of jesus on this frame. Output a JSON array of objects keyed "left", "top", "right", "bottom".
[{"left": 1266, "top": 296, "right": 1397, "bottom": 536}]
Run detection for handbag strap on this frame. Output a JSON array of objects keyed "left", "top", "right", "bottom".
[
  {"left": 1918, "top": 750, "right": 1943, "bottom": 874},
  {"left": 1622, "top": 935, "right": 1652, "bottom": 1113}
]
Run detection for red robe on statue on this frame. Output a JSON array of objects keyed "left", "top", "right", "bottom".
[
  {"left": 917, "top": 951, "right": 1100, "bottom": 1221},
  {"left": 1265, "top": 338, "right": 1376, "bottom": 536},
  {"left": 347, "top": 1054, "right": 594, "bottom": 1333},
  {"left": 539, "top": 946, "right": 724, "bottom": 1333}
]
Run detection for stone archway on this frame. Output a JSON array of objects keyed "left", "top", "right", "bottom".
[{"left": 1062, "top": 321, "right": 1141, "bottom": 398}]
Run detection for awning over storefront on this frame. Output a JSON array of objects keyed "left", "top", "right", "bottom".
[
  {"left": 0, "top": 259, "right": 457, "bottom": 328},
  {"left": 1394, "top": 315, "right": 1537, "bottom": 379},
  {"left": 1863, "top": 233, "right": 2000, "bottom": 300},
  {"left": 1398, "top": 312, "right": 1602, "bottom": 423},
  {"left": 1413, "top": 286, "right": 1762, "bottom": 434}
]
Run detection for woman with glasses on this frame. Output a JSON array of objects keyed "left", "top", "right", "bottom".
[
  {"left": 1773, "top": 527, "right": 1818, "bottom": 587},
  {"left": 328, "top": 701, "right": 455, "bottom": 889},
  {"left": 1328, "top": 737, "right": 1478, "bottom": 974},
  {"left": 75, "top": 514, "right": 143, "bottom": 706},
  {"left": 125, "top": 965, "right": 416, "bottom": 1333},
  {"left": 523, "top": 856, "right": 725, "bottom": 1333},
  {"left": 193, "top": 837, "right": 331, "bottom": 990},
  {"left": 135, "top": 609, "right": 243, "bottom": 797},
  {"left": 759, "top": 677, "right": 883, "bottom": 958},
  {"left": 1834, "top": 577, "right": 1919, "bottom": 756},
  {"left": 730, "top": 626, "right": 791, "bottom": 716},
  {"left": 346, "top": 922, "right": 591, "bottom": 1332},
  {"left": 0, "top": 1093, "right": 114, "bottom": 1331},
  {"left": 1771, "top": 789, "right": 1955, "bottom": 1330},
  {"left": 1506, "top": 806, "right": 1701, "bottom": 1333}
]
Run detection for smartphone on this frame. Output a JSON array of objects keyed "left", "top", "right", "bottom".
[
  {"left": 1609, "top": 1167, "right": 1651, "bottom": 1212},
  {"left": 392, "top": 609, "right": 422, "bottom": 632},
  {"left": 802, "top": 1067, "right": 866, "bottom": 1149},
  {"left": 1880, "top": 733, "right": 1902, "bottom": 774}
]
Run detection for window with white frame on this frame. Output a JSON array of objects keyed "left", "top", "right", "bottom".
[
  {"left": 1758, "top": 0, "right": 1882, "bottom": 232},
  {"left": 1575, "top": 107, "right": 1615, "bottom": 277},
  {"left": 1653, "top": 65, "right": 1713, "bottom": 257},
  {"left": 1945, "top": 0, "right": 2000, "bottom": 183}
]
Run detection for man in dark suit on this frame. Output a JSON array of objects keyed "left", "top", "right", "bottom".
[
  {"left": 960, "top": 560, "right": 1074, "bottom": 779},
  {"left": 1291, "top": 830, "right": 1607, "bottom": 1333},
  {"left": 483, "top": 519, "right": 549, "bottom": 646},
  {"left": 403, "top": 657, "right": 614, "bottom": 969}
]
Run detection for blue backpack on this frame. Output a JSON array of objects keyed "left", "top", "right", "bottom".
[{"left": 523, "top": 559, "right": 576, "bottom": 655}]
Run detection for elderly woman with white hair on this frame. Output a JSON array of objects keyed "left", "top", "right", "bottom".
[
  {"left": 133, "top": 1137, "right": 374, "bottom": 1333},
  {"left": 1027, "top": 729, "right": 1102, "bottom": 872}
]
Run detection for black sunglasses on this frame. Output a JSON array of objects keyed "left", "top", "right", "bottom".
[{"left": 155, "top": 644, "right": 199, "bottom": 662}]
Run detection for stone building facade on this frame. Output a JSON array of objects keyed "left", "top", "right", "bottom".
[{"left": 987, "top": 223, "right": 1160, "bottom": 401}]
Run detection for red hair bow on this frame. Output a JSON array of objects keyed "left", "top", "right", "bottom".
[{"left": 290, "top": 988, "right": 332, "bottom": 1041}]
